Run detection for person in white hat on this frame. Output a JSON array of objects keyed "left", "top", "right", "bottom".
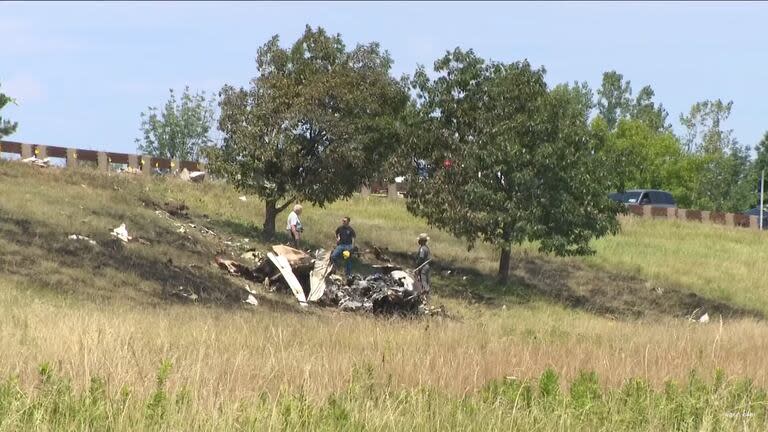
[
  {"left": 415, "top": 233, "right": 431, "bottom": 293},
  {"left": 286, "top": 204, "right": 303, "bottom": 248}
]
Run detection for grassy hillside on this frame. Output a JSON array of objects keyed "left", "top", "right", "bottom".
[{"left": 2, "top": 160, "right": 768, "bottom": 430}]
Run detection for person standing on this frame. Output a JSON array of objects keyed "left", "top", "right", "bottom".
[
  {"left": 415, "top": 233, "right": 431, "bottom": 294},
  {"left": 331, "top": 216, "right": 356, "bottom": 276},
  {"left": 286, "top": 204, "right": 303, "bottom": 248}
]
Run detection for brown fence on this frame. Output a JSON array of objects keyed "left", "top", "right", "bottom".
[
  {"left": 0, "top": 140, "right": 205, "bottom": 174},
  {"left": 626, "top": 205, "right": 762, "bottom": 231},
  {"left": 3, "top": 140, "right": 760, "bottom": 220}
]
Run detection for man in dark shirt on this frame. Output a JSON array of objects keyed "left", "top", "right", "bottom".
[
  {"left": 331, "top": 216, "right": 356, "bottom": 276},
  {"left": 416, "top": 233, "right": 431, "bottom": 294}
]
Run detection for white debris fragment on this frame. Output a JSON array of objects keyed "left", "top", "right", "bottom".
[
  {"left": 243, "top": 294, "right": 259, "bottom": 306},
  {"left": 110, "top": 223, "right": 132, "bottom": 242},
  {"left": 68, "top": 234, "right": 97, "bottom": 246},
  {"left": 21, "top": 156, "right": 51, "bottom": 167},
  {"left": 390, "top": 270, "right": 415, "bottom": 292},
  {"left": 239, "top": 196, "right": 247, "bottom": 202},
  {"left": 189, "top": 171, "right": 206, "bottom": 182},
  {"left": 698, "top": 313, "right": 710, "bottom": 324}
]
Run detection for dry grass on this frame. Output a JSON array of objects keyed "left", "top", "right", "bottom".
[
  {"left": 2, "top": 160, "right": 768, "bottom": 429},
  {"left": 3, "top": 282, "right": 768, "bottom": 403}
]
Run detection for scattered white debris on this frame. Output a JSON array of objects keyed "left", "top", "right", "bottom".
[
  {"left": 699, "top": 313, "right": 710, "bottom": 324},
  {"left": 177, "top": 226, "right": 187, "bottom": 234},
  {"left": 171, "top": 286, "right": 198, "bottom": 302},
  {"left": 120, "top": 167, "right": 142, "bottom": 175},
  {"left": 68, "top": 234, "right": 97, "bottom": 246},
  {"left": 21, "top": 156, "right": 51, "bottom": 168},
  {"left": 390, "top": 270, "right": 415, "bottom": 292},
  {"left": 243, "top": 294, "right": 259, "bottom": 306},
  {"left": 110, "top": 223, "right": 132, "bottom": 242},
  {"left": 239, "top": 196, "right": 247, "bottom": 202},
  {"left": 240, "top": 250, "right": 264, "bottom": 262},
  {"left": 189, "top": 171, "right": 206, "bottom": 182}
]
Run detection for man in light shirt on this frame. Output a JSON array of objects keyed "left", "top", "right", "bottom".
[{"left": 286, "top": 204, "right": 303, "bottom": 248}]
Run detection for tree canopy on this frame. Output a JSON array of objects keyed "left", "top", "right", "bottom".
[
  {"left": 0, "top": 83, "right": 18, "bottom": 139},
  {"left": 405, "top": 49, "right": 621, "bottom": 282},
  {"left": 135, "top": 86, "right": 216, "bottom": 161},
  {"left": 207, "top": 25, "right": 409, "bottom": 237}
]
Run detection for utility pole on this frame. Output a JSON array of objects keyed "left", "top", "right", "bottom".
[{"left": 761, "top": 170, "right": 765, "bottom": 230}]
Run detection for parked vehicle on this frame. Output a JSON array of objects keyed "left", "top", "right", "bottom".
[
  {"left": 608, "top": 189, "right": 677, "bottom": 208},
  {"left": 744, "top": 206, "right": 768, "bottom": 230}
]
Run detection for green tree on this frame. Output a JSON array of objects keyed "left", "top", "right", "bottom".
[
  {"left": 630, "top": 85, "right": 671, "bottom": 132},
  {"left": 678, "top": 99, "right": 753, "bottom": 211},
  {"left": 679, "top": 99, "right": 736, "bottom": 154},
  {"left": 755, "top": 131, "right": 768, "bottom": 177},
  {"left": 691, "top": 148, "right": 754, "bottom": 212},
  {"left": 602, "top": 118, "right": 684, "bottom": 193},
  {"left": 406, "top": 49, "right": 621, "bottom": 283},
  {"left": 597, "top": 71, "right": 632, "bottom": 130},
  {"left": 0, "top": 83, "right": 18, "bottom": 139},
  {"left": 208, "top": 25, "right": 409, "bottom": 238},
  {"left": 135, "top": 86, "right": 216, "bottom": 161}
]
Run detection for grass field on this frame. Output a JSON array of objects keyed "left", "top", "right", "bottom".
[{"left": 1, "top": 160, "right": 767, "bottom": 430}]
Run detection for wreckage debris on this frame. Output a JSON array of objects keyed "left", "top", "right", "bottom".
[
  {"left": 267, "top": 251, "right": 308, "bottom": 307},
  {"left": 21, "top": 156, "right": 51, "bottom": 168},
  {"left": 240, "top": 250, "right": 265, "bottom": 262},
  {"left": 179, "top": 168, "right": 206, "bottom": 183},
  {"left": 170, "top": 286, "right": 199, "bottom": 302},
  {"left": 110, "top": 223, "right": 132, "bottom": 242},
  {"left": 68, "top": 234, "right": 97, "bottom": 246},
  {"left": 210, "top": 244, "right": 440, "bottom": 316},
  {"left": 319, "top": 272, "right": 427, "bottom": 315},
  {"left": 371, "top": 245, "right": 392, "bottom": 263}
]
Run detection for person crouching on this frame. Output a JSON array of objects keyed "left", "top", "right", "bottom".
[{"left": 331, "top": 216, "right": 356, "bottom": 276}]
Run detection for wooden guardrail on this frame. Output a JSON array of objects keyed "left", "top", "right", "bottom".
[
  {"left": 0, "top": 140, "right": 205, "bottom": 174},
  {"left": 625, "top": 204, "right": 762, "bottom": 231}
]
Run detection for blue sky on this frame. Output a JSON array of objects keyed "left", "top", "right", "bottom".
[{"left": 2, "top": 1, "right": 767, "bottom": 156}]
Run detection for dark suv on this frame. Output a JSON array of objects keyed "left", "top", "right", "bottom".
[
  {"left": 608, "top": 189, "right": 677, "bottom": 208},
  {"left": 744, "top": 206, "right": 768, "bottom": 230}
]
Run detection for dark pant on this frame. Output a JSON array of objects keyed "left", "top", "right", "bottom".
[
  {"left": 287, "top": 231, "right": 299, "bottom": 248},
  {"left": 416, "top": 265, "right": 431, "bottom": 293},
  {"left": 331, "top": 244, "right": 354, "bottom": 275}
]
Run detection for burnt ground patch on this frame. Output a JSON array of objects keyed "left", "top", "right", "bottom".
[
  {"left": 362, "top": 242, "right": 763, "bottom": 321},
  {"left": 0, "top": 208, "right": 296, "bottom": 313}
]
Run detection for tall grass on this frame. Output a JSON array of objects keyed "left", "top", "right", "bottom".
[
  {"left": 2, "top": 161, "right": 768, "bottom": 429},
  {"left": 1, "top": 360, "right": 765, "bottom": 431}
]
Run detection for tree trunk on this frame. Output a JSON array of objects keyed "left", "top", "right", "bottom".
[
  {"left": 498, "top": 246, "right": 511, "bottom": 284},
  {"left": 263, "top": 199, "right": 278, "bottom": 240}
]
